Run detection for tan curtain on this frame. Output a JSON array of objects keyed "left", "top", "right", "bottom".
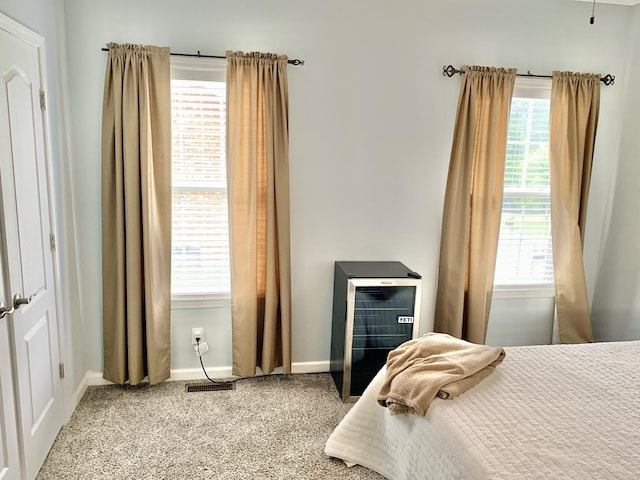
[
  {"left": 101, "top": 43, "right": 172, "bottom": 385},
  {"left": 550, "top": 72, "right": 600, "bottom": 343},
  {"left": 226, "top": 51, "right": 292, "bottom": 377},
  {"left": 434, "top": 66, "right": 516, "bottom": 344}
]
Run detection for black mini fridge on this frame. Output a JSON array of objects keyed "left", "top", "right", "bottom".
[{"left": 330, "top": 261, "right": 422, "bottom": 402}]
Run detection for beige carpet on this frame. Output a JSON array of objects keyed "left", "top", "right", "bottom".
[{"left": 37, "top": 373, "right": 385, "bottom": 479}]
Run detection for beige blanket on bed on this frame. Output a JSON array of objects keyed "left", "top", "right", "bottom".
[{"left": 377, "top": 333, "right": 505, "bottom": 416}]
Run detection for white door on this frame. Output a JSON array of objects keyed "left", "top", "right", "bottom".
[
  {"left": 0, "top": 254, "right": 20, "bottom": 480},
  {"left": 0, "top": 14, "right": 63, "bottom": 480}
]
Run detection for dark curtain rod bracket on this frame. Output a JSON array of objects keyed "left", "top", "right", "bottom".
[
  {"left": 442, "top": 65, "right": 614, "bottom": 86},
  {"left": 100, "top": 47, "right": 305, "bottom": 65}
]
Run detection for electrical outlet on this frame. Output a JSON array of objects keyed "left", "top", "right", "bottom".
[{"left": 191, "top": 327, "right": 204, "bottom": 345}]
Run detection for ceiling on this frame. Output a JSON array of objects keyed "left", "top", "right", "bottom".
[{"left": 573, "top": 0, "right": 640, "bottom": 5}]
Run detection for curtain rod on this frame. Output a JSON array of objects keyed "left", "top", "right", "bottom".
[
  {"left": 100, "top": 47, "right": 305, "bottom": 65},
  {"left": 442, "top": 65, "right": 614, "bottom": 86}
]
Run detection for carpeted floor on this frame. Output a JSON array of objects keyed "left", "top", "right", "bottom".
[{"left": 36, "top": 373, "right": 385, "bottom": 479}]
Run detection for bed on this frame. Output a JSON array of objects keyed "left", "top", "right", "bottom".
[{"left": 325, "top": 340, "right": 640, "bottom": 479}]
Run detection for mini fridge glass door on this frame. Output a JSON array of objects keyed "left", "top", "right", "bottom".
[{"left": 343, "top": 278, "right": 421, "bottom": 400}]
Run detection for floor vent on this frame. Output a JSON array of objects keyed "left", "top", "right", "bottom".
[{"left": 185, "top": 382, "right": 235, "bottom": 393}]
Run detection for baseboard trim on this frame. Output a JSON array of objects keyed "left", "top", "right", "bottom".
[
  {"left": 85, "top": 360, "right": 330, "bottom": 386},
  {"left": 65, "top": 370, "right": 90, "bottom": 419},
  {"left": 291, "top": 360, "right": 330, "bottom": 374},
  {"left": 170, "top": 366, "right": 232, "bottom": 381}
]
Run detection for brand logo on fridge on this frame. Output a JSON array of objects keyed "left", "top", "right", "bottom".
[{"left": 397, "top": 316, "right": 414, "bottom": 324}]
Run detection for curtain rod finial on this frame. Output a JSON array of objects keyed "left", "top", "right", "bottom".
[{"left": 443, "top": 65, "right": 460, "bottom": 78}]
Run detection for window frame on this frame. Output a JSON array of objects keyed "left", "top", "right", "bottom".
[
  {"left": 170, "top": 56, "right": 231, "bottom": 309},
  {"left": 493, "top": 77, "right": 555, "bottom": 299}
]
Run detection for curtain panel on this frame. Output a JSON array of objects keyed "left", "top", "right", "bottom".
[
  {"left": 101, "top": 43, "right": 172, "bottom": 385},
  {"left": 434, "top": 66, "right": 516, "bottom": 344},
  {"left": 550, "top": 72, "right": 600, "bottom": 343},
  {"left": 226, "top": 51, "right": 292, "bottom": 377}
]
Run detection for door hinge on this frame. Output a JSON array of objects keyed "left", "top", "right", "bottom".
[
  {"left": 50, "top": 233, "right": 56, "bottom": 252},
  {"left": 39, "top": 90, "right": 46, "bottom": 111},
  {"left": 58, "top": 363, "right": 65, "bottom": 379}
]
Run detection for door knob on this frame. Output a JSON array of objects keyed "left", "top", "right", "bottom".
[
  {"left": 13, "top": 293, "right": 31, "bottom": 310},
  {"left": 0, "top": 302, "right": 14, "bottom": 319}
]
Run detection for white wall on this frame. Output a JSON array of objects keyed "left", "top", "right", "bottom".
[
  {"left": 61, "top": 0, "right": 634, "bottom": 375},
  {"left": 591, "top": 5, "right": 640, "bottom": 341}
]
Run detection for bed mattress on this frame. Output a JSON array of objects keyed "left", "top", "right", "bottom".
[{"left": 325, "top": 340, "right": 640, "bottom": 479}]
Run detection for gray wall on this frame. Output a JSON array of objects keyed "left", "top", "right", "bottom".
[{"left": 58, "top": 0, "right": 637, "bottom": 376}]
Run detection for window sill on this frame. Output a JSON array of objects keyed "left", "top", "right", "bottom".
[
  {"left": 492, "top": 284, "right": 555, "bottom": 299},
  {"left": 171, "top": 293, "right": 231, "bottom": 310}
]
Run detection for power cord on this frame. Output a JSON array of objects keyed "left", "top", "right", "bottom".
[
  {"left": 195, "top": 337, "right": 235, "bottom": 384},
  {"left": 195, "top": 337, "right": 287, "bottom": 385}
]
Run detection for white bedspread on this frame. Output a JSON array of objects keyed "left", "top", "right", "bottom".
[{"left": 325, "top": 341, "right": 640, "bottom": 480}]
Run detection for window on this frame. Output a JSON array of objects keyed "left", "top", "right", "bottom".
[
  {"left": 170, "top": 57, "right": 230, "bottom": 306},
  {"left": 494, "top": 78, "right": 553, "bottom": 291}
]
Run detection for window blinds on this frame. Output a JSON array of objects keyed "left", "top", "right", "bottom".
[
  {"left": 171, "top": 78, "right": 230, "bottom": 295},
  {"left": 494, "top": 96, "right": 554, "bottom": 285}
]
